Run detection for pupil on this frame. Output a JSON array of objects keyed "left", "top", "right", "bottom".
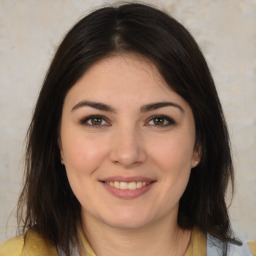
[
  {"left": 92, "top": 118, "right": 102, "bottom": 125},
  {"left": 154, "top": 118, "right": 164, "bottom": 125}
]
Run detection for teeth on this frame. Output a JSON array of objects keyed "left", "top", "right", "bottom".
[
  {"left": 136, "top": 182, "right": 142, "bottom": 189},
  {"left": 128, "top": 182, "right": 136, "bottom": 190},
  {"left": 114, "top": 181, "right": 120, "bottom": 189},
  {"left": 120, "top": 182, "right": 128, "bottom": 189},
  {"left": 106, "top": 181, "right": 151, "bottom": 190}
]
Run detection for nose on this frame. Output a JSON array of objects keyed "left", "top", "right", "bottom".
[{"left": 109, "top": 125, "right": 147, "bottom": 168}]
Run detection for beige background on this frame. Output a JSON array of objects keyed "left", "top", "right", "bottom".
[{"left": 0, "top": 0, "right": 255, "bottom": 243}]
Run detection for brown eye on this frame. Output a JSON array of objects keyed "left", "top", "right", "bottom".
[
  {"left": 147, "top": 115, "right": 175, "bottom": 127},
  {"left": 81, "top": 115, "right": 109, "bottom": 127},
  {"left": 90, "top": 117, "right": 103, "bottom": 125},
  {"left": 153, "top": 117, "right": 165, "bottom": 125}
]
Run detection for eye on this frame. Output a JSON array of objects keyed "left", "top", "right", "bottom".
[
  {"left": 80, "top": 115, "right": 110, "bottom": 127},
  {"left": 147, "top": 115, "right": 175, "bottom": 127}
]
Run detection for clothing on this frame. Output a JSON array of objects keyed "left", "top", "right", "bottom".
[
  {"left": 0, "top": 227, "right": 255, "bottom": 256},
  {"left": 207, "top": 234, "right": 254, "bottom": 256}
]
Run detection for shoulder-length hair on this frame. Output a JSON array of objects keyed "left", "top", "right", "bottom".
[{"left": 18, "top": 3, "right": 240, "bottom": 255}]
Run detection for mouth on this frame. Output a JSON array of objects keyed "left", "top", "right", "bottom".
[
  {"left": 102, "top": 181, "right": 152, "bottom": 190},
  {"left": 99, "top": 177, "right": 156, "bottom": 199}
]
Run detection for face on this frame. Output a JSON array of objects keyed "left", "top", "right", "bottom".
[{"left": 59, "top": 54, "right": 200, "bottom": 230}]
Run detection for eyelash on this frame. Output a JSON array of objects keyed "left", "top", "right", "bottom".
[
  {"left": 146, "top": 115, "right": 175, "bottom": 127},
  {"left": 80, "top": 115, "right": 110, "bottom": 127},
  {"left": 80, "top": 115, "right": 175, "bottom": 128}
]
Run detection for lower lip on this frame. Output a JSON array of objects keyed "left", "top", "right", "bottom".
[{"left": 101, "top": 182, "right": 155, "bottom": 199}]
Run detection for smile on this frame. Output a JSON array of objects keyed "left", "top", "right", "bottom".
[
  {"left": 105, "top": 181, "right": 151, "bottom": 190},
  {"left": 100, "top": 178, "right": 156, "bottom": 199}
]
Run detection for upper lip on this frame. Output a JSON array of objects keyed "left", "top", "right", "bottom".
[{"left": 99, "top": 176, "right": 156, "bottom": 183}]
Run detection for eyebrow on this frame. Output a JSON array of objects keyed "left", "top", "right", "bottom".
[
  {"left": 71, "top": 101, "right": 116, "bottom": 112},
  {"left": 140, "top": 102, "right": 184, "bottom": 113},
  {"left": 71, "top": 100, "right": 184, "bottom": 113}
]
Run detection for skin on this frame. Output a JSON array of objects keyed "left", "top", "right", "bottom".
[{"left": 59, "top": 54, "right": 200, "bottom": 256}]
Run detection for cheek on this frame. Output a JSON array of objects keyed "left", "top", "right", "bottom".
[
  {"left": 61, "top": 128, "right": 109, "bottom": 176},
  {"left": 149, "top": 132, "right": 195, "bottom": 172},
  {"left": 61, "top": 133, "right": 109, "bottom": 207},
  {"left": 150, "top": 136, "right": 194, "bottom": 208},
  {"left": 156, "top": 143, "right": 192, "bottom": 190},
  {"left": 149, "top": 131, "right": 194, "bottom": 194}
]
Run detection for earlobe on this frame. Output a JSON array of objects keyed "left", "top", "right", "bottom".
[
  {"left": 192, "top": 145, "right": 202, "bottom": 168},
  {"left": 192, "top": 159, "right": 199, "bottom": 168}
]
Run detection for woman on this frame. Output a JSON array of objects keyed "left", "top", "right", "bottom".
[{"left": 0, "top": 3, "right": 254, "bottom": 256}]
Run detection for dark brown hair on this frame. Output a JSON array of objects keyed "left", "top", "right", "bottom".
[{"left": 18, "top": 3, "right": 240, "bottom": 255}]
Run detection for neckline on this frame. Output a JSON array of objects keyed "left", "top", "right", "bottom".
[{"left": 77, "top": 226, "right": 206, "bottom": 256}]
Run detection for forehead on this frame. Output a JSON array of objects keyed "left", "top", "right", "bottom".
[
  {"left": 80, "top": 54, "right": 167, "bottom": 89},
  {"left": 63, "top": 54, "right": 188, "bottom": 110}
]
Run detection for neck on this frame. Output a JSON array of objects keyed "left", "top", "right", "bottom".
[{"left": 81, "top": 213, "right": 191, "bottom": 256}]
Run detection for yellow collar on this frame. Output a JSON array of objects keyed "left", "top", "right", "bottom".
[
  {"left": 78, "top": 226, "right": 206, "bottom": 256},
  {"left": 185, "top": 228, "right": 206, "bottom": 256},
  {"left": 78, "top": 225, "right": 96, "bottom": 256}
]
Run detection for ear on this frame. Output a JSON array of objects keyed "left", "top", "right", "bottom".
[{"left": 191, "top": 144, "right": 202, "bottom": 168}]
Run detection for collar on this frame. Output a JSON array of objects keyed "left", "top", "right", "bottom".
[
  {"left": 78, "top": 226, "right": 206, "bottom": 256},
  {"left": 78, "top": 225, "right": 96, "bottom": 256},
  {"left": 185, "top": 227, "right": 206, "bottom": 256}
]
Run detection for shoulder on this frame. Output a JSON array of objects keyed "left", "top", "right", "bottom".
[
  {"left": 247, "top": 241, "right": 256, "bottom": 256},
  {"left": 0, "top": 230, "right": 58, "bottom": 256},
  {"left": 0, "top": 235, "right": 24, "bottom": 256},
  {"left": 207, "top": 234, "right": 255, "bottom": 256}
]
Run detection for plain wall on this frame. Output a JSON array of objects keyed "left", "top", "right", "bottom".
[{"left": 0, "top": 0, "right": 255, "bottom": 243}]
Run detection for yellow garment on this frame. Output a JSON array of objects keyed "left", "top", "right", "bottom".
[
  {"left": 185, "top": 228, "right": 206, "bottom": 256},
  {"left": 248, "top": 240, "right": 256, "bottom": 256},
  {"left": 0, "top": 227, "right": 255, "bottom": 256},
  {"left": 77, "top": 227, "right": 207, "bottom": 256},
  {"left": 0, "top": 230, "right": 57, "bottom": 256}
]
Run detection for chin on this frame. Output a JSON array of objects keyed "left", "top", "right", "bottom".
[
  {"left": 103, "top": 218, "right": 151, "bottom": 230},
  {"left": 99, "top": 208, "right": 156, "bottom": 230}
]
